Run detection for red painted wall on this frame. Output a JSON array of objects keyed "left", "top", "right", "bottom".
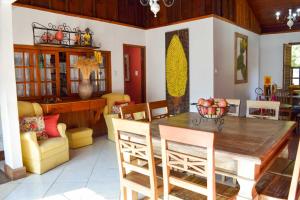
[{"left": 124, "top": 46, "right": 142, "bottom": 103}]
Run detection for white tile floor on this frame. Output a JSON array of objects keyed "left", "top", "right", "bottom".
[{"left": 0, "top": 137, "right": 121, "bottom": 200}]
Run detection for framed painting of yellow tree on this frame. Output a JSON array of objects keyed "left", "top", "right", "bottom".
[
  {"left": 234, "top": 32, "right": 248, "bottom": 84},
  {"left": 165, "top": 29, "right": 189, "bottom": 115}
]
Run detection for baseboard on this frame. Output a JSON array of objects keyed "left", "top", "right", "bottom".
[
  {"left": 4, "top": 164, "right": 26, "bottom": 180},
  {"left": 0, "top": 151, "right": 4, "bottom": 161}
]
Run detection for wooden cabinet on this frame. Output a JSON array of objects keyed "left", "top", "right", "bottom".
[{"left": 14, "top": 45, "right": 112, "bottom": 100}]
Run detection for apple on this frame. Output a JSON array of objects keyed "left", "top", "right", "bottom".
[
  {"left": 200, "top": 107, "right": 208, "bottom": 115},
  {"left": 198, "top": 98, "right": 205, "bottom": 106},
  {"left": 208, "top": 105, "right": 217, "bottom": 115},
  {"left": 219, "top": 107, "right": 226, "bottom": 115},
  {"left": 203, "top": 99, "right": 213, "bottom": 107},
  {"left": 218, "top": 99, "right": 228, "bottom": 107}
]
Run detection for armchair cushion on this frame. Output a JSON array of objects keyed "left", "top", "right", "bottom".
[
  {"left": 19, "top": 116, "right": 48, "bottom": 141},
  {"left": 101, "top": 93, "right": 131, "bottom": 114},
  {"left": 44, "top": 114, "right": 60, "bottom": 138}
]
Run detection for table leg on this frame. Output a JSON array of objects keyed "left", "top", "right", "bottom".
[{"left": 236, "top": 159, "right": 259, "bottom": 200}]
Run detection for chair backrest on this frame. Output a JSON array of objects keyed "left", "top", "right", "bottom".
[
  {"left": 159, "top": 125, "right": 216, "bottom": 200},
  {"left": 147, "top": 100, "right": 169, "bottom": 121},
  {"left": 101, "top": 93, "right": 131, "bottom": 114},
  {"left": 120, "top": 103, "right": 149, "bottom": 121},
  {"left": 246, "top": 100, "right": 280, "bottom": 120},
  {"left": 288, "top": 138, "right": 300, "bottom": 200},
  {"left": 112, "top": 118, "right": 158, "bottom": 198},
  {"left": 18, "top": 101, "right": 43, "bottom": 118},
  {"left": 215, "top": 98, "right": 240, "bottom": 117},
  {"left": 275, "top": 89, "right": 292, "bottom": 105}
]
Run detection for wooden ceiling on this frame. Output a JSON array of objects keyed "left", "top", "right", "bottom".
[
  {"left": 13, "top": 0, "right": 300, "bottom": 34},
  {"left": 248, "top": 0, "right": 300, "bottom": 33}
]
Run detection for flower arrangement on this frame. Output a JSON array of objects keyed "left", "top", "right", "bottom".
[{"left": 74, "top": 51, "right": 102, "bottom": 80}]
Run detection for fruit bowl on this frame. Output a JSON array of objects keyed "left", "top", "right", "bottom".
[{"left": 195, "top": 104, "right": 230, "bottom": 119}]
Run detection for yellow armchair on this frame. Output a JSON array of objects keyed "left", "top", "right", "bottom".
[
  {"left": 101, "top": 93, "right": 131, "bottom": 141},
  {"left": 18, "top": 101, "right": 69, "bottom": 174}
]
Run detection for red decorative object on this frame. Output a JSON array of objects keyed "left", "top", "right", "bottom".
[
  {"left": 44, "top": 114, "right": 60, "bottom": 137},
  {"left": 55, "top": 28, "right": 63, "bottom": 42},
  {"left": 195, "top": 98, "right": 229, "bottom": 119}
]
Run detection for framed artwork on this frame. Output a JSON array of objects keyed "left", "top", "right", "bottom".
[
  {"left": 234, "top": 32, "right": 248, "bottom": 84},
  {"left": 124, "top": 54, "right": 130, "bottom": 82},
  {"left": 165, "top": 29, "right": 189, "bottom": 115}
]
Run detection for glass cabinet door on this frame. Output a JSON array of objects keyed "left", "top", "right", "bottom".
[
  {"left": 90, "top": 52, "right": 110, "bottom": 94},
  {"left": 14, "top": 50, "right": 39, "bottom": 98},
  {"left": 39, "top": 51, "right": 58, "bottom": 97}
]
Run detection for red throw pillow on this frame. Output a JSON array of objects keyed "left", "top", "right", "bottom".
[{"left": 44, "top": 114, "right": 60, "bottom": 138}]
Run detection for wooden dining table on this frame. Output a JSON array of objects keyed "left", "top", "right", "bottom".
[{"left": 146, "top": 112, "right": 296, "bottom": 200}]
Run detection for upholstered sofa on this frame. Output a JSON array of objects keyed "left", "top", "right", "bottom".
[
  {"left": 18, "top": 101, "right": 69, "bottom": 174},
  {"left": 101, "top": 93, "right": 131, "bottom": 141}
]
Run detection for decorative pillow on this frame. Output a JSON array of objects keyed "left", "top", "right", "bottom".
[
  {"left": 19, "top": 116, "right": 48, "bottom": 141},
  {"left": 44, "top": 114, "right": 60, "bottom": 138}
]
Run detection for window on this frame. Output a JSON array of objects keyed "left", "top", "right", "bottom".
[{"left": 292, "top": 44, "right": 300, "bottom": 86}]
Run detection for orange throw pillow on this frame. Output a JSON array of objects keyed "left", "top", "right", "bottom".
[{"left": 44, "top": 114, "right": 60, "bottom": 138}]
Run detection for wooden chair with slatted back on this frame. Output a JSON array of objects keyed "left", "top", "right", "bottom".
[
  {"left": 246, "top": 100, "right": 280, "bottom": 120},
  {"left": 112, "top": 118, "right": 163, "bottom": 200},
  {"left": 255, "top": 137, "right": 300, "bottom": 200},
  {"left": 120, "top": 103, "right": 149, "bottom": 121},
  {"left": 159, "top": 125, "right": 239, "bottom": 200},
  {"left": 147, "top": 100, "right": 169, "bottom": 121}
]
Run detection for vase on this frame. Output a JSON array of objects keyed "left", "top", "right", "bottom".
[
  {"left": 78, "top": 79, "right": 93, "bottom": 99},
  {"left": 55, "top": 29, "right": 63, "bottom": 42}
]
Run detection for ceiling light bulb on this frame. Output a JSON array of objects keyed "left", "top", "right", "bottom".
[
  {"left": 297, "top": 8, "right": 300, "bottom": 16},
  {"left": 275, "top": 11, "right": 281, "bottom": 20}
]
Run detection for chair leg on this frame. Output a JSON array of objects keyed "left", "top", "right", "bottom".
[{"left": 120, "top": 187, "right": 127, "bottom": 200}]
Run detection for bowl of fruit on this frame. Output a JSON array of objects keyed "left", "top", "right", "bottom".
[{"left": 194, "top": 98, "right": 230, "bottom": 119}]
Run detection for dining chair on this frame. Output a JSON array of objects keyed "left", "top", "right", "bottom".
[
  {"left": 215, "top": 98, "right": 241, "bottom": 117},
  {"left": 147, "top": 100, "right": 169, "bottom": 121},
  {"left": 246, "top": 100, "right": 280, "bottom": 120},
  {"left": 255, "top": 137, "right": 300, "bottom": 200},
  {"left": 120, "top": 103, "right": 149, "bottom": 121},
  {"left": 112, "top": 118, "right": 163, "bottom": 200},
  {"left": 159, "top": 125, "right": 239, "bottom": 200},
  {"left": 275, "top": 89, "right": 292, "bottom": 121}
]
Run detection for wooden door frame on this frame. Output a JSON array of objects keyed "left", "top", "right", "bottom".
[{"left": 123, "top": 44, "right": 146, "bottom": 103}]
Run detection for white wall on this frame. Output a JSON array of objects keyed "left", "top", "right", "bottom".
[
  {"left": 213, "top": 18, "right": 260, "bottom": 115},
  {"left": 146, "top": 18, "right": 214, "bottom": 112},
  {"left": 12, "top": 6, "right": 146, "bottom": 92},
  {"left": 260, "top": 32, "right": 300, "bottom": 88},
  {"left": 0, "top": 1, "right": 23, "bottom": 169}
]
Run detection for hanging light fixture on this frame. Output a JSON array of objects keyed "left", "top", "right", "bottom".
[
  {"left": 275, "top": 8, "right": 300, "bottom": 29},
  {"left": 140, "top": 0, "right": 175, "bottom": 18}
]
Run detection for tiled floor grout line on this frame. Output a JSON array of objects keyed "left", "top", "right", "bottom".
[
  {"left": 42, "top": 164, "right": 67, "bottom": 198},
  {"left": 85, "top": 143, "right": 109, "bottom": 187},
  {"left": 3, "top": 182, "right": 22, "bottom": 200}
]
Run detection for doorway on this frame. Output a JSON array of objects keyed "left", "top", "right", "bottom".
[{"left": 123, "top": 44, "right": 146, "bottom": 103}]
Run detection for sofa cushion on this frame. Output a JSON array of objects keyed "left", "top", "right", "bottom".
[{"left": 39, "top": 137, "right": 67, "bottom": 154}]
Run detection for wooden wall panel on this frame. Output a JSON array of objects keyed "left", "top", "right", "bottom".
[
  {"left": 51, "top": 0, "right": 66, "bottom": 11},
  {"left": 235, "top": 0, "right": 261, "bottom": 33},
  {"left": 15, "top": 0, "right": 261, "bottom": 33},
  {"left": 81, "top": 0, "right": 94, "bottom": 17},
  {"left": 68, "top": 0, "right": 82, "bottom": 15}
]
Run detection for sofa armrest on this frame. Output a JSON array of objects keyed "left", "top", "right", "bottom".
[
  {"left": 57, "top": 123, "right": 67, "bottom": 138},
  {"left": 20, "top": 131, "right": 41, "bottom": 159}
]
